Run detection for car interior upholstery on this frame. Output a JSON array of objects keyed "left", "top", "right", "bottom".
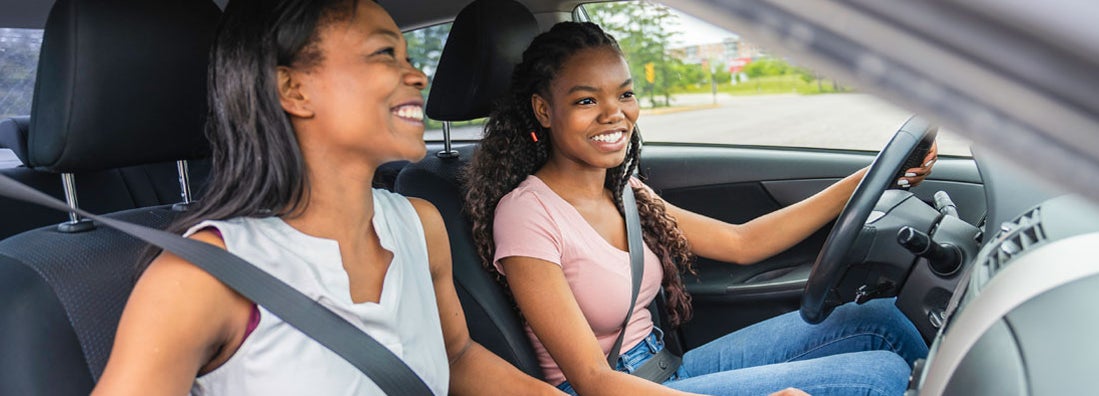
[
  {"left": 5, "top": 0, "right": 1098, "bottom": 394},
  {"left": 393, "top": 0, "right": 545, "bottom": 379},
  {"left": 0, "top": 0, "right": 220, "bottom": 393},
  {"left": 0, "top": 115, "right": 212, "bottom": 238}
]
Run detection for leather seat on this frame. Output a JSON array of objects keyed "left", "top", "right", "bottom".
[
  {"left": 0, "top": 0, "right": 219, "bottom": 394},
  {"left": 394, "top": 0, "right": 544, "bottom": 379}
]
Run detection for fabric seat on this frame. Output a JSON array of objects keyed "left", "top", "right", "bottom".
[
  {"left": 394, "top": 0, "right": 544, "bottom": 380},
  {"left": 0, "top": 116, "right": 31, "bottom": 168},
  {"left": 0, "top": 0, "right": 219, "bottom": 394}
]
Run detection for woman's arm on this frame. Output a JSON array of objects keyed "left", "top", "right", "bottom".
[
  {"left": 499, "top": 255, "right": 699, "bottom": 396},
  {"left": 93, "top": 231, "right": 251, "bottom": 395},
  {"left": 409, "top": 199, "right": 562, "bottom": 396},
  {"left": 666, "top": 144, "right": 936, "bottom": 265}
]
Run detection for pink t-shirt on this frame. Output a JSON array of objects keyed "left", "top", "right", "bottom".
[{"left": 493, "top": 175, "right": 662, "bottom": 385}]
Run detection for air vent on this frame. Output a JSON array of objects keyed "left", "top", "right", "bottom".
[{"left": 985, "top": 208, "right": 1046, "bottom": 272}]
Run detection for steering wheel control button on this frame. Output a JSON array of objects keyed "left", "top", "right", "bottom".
[
  {"left": 933, "top": 191, "right": 959, "bottom": 218},
  {"left": 898, "top": 226, "right": 931, "bottom": 254},
  {"left": 897, "top": 226, "right": 963, "bottom": 276}
]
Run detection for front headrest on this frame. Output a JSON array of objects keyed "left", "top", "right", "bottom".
[
  {"left": 28, "top": 0, "right": 220, "bottom": 173},
  {"left": 0, "top": 116, "right": 31, "bottom": 165},
  {"left": 425, "top": 0, "right": 539, "bottom": 121}
]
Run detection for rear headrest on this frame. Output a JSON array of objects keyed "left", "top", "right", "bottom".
[
  {"left": 28, "top": 0, "right": 220, "bottom": 173},
  {"left": 425, "top": 0, "right": 539, "bottom": 121},
  {"left": 0, "top": 116, "right": 31, "bottom": 165}
]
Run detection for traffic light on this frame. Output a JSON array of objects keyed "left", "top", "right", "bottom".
[{"left": 644, "top": 62, "right": 655, "bottom": 84}]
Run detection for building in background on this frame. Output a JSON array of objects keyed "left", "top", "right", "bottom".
[{"left": 669, "top": 36, "right": 765, "bottom": 73}]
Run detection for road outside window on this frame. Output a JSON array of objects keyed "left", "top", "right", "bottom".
[
  {"left": 0, "top": 28, "right": 42, "bottom": 118},
  {"left": 579, "top": 1, "right": 971, "bottom": 156}
]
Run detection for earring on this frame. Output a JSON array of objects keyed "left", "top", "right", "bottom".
[{"left": 530, "top": 131, "right": 539, "bottom": 142}]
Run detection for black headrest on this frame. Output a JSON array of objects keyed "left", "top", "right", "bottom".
[
  {"left": 0, "top": 116, "right": 31, "bottom": 165},
  {"left": 425, "top": 0, "right": 539, "bottom": 121},
  {"left": 28, "top": 0, "right": 220, "bottom": 173}
]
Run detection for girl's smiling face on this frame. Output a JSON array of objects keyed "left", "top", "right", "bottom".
[{"left": 532, "top": 45, "right": 639, "bottom": 172}]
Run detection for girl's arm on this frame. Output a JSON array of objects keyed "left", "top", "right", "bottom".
[
  {"left": 410, "top": 199, "right": 563, "bottom": 396},
  {"left": 93, "top": 230, "right": 251, "bottom": 395},
  {"left": 665, "top": 144, "right": 936, "bottom": 265}
]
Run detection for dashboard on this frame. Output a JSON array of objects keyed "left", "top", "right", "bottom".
[{"left": 907, "top": 149, "right": 1099, "bottom": 395}]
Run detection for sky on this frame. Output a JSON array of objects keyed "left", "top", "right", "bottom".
[{"left": 668, "top": 9, "right": 739, "bottom": 47}]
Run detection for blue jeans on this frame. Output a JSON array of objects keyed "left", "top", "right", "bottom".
[{"left": 557, "top": 299, "right": 927, "bottom": 396}]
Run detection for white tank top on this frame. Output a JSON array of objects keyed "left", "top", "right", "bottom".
[{"left": 188, "top": 189, "right": 449, "bottom": 395}]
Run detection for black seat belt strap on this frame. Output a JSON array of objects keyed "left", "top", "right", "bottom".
[
  {"left": 0, "top": 174, "right": 432, "bottom": 395},
  {"left": 607, "top": 184, "right": 644, "bottom": 367},
  {"left": 607, "top": 182, "right": 682, "bottom": 383}
]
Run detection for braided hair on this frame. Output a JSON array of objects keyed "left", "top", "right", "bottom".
[{"left": 464, "top": 22, "right": 696, "bottom": 327}]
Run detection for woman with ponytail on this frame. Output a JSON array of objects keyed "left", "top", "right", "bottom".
[{"left": 466, "top": 22, "right": 934, "bottom": 396}]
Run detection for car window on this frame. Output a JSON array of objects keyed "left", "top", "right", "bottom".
[
  {"left": 405, "top": 22, "right": 487, "bottom": 142},
  {"left": 579, "top": 1, "right": 972, "bottom": 156},
  {"left": 0, "top": 28, "right": 42, "bottom": 118}
]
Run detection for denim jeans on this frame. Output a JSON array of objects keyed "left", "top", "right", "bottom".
[{"left": 556, "top": 299, "right": 927, "bottom": 396}]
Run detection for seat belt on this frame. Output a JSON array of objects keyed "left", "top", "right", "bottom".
[
  {"left": 0, "top": 173, "right": 432, "bottom": 396},
  {"left": 606, "top": 184, "right": 644, "bottom": 367},
  {"left": 607, "top": 183, "right": 681, "bottom": 383}
]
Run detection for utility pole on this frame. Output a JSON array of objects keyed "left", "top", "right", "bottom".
[
  {"left": 645, "top": 62, "right": 656, "bottom": 107},
  {"left": 710, "top": 61, "right": 718, "bottom": 105}
]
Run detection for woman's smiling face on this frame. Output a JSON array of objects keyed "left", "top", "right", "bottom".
[
  {"left": 287, "top": 1, "right": 429, "bottom": 166},
  {"left": 532, "top": 45, "right": 639, "bottom": 172}
]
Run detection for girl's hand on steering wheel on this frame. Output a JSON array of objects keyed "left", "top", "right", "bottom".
[{"left": 897, "top": 141, "right": 938, "bottom": 188}]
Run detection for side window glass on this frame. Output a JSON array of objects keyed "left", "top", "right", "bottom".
[
  {"left": 404, "top": 23, "right": 485, "bottom": 142},
  {"left": 0, "top": 28, "right": 43, "bottom": 118},
  {"left": 578, "top": 1, "right": 971, "bottom": 156}
]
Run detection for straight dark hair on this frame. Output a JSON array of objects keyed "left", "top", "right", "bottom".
[{"left": 139, "top": 0, "right": 358, "bottom": 272}]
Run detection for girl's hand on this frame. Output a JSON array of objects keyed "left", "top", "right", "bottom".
[{"left": 897, "top": 141, "right": 938, "bottom": 188}]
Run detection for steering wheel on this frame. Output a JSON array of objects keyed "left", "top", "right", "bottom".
[{"left": 800, "top": 115, "right": 937, "bottom": 324}]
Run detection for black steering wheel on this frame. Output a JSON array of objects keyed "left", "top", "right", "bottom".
[{"left": 800, "top": 116, "right": 937, "bottom": 324}]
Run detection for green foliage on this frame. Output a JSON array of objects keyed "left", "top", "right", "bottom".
[
  {"left": 403, "top": 23, "right": 454, "bottom": 128},
  {"left": 585, "top": 1, "right": 684, "bottom": 107},
  {"left": 711, "top": 63, "right": 732, "bottom": 85},
  {"left": 742, "top": 57, "right": 816, "bottom": 82},
  {"left": 403, "top": 23, "right": 451, "bottom": 74},
  {"left": 742, "top": 57, "right": 786, "bottom": 78},
  {"left": 674, "top": 75, "right": 844, "bottom": 95}
]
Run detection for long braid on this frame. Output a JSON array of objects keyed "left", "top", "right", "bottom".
[{"left": 464, "top": 22, "right": 696, "bottom": 327}]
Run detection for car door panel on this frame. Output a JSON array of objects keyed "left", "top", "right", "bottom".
[{"left": 639, "top": 144, "right": 984, "bottom": 349}]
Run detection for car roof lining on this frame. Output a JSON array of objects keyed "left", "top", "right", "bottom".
[{"left": 0, "top": 0, "right": 583, "bottom": 30}]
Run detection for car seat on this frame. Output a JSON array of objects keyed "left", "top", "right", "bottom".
[
  {"left": 0, "top": 115, "right": 211, "bottom": 239},
  {"left": 0, "top": 0, "right": 219, "bottom": 394},
  {"left": 394, "top": 0, "right": 544, "bottom": 379}
]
